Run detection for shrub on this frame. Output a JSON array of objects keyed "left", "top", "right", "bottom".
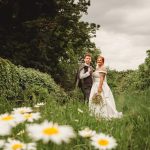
[{"left": 0, "top": 57, "right": 67, "bottom": 103}]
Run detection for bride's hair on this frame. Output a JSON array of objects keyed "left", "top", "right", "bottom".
[
  {"left": 97, "top": 56, "right": 105, "bottom": 63},
  {"left": 96, "top": 56, "right": 105, "bottom": 69}
]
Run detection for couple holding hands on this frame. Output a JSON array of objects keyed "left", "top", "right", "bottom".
[{"left": 76, "top": 53, "right": 122, "bottom": 119}]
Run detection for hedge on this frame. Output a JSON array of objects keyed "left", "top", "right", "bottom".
[{"left": 0, "top": 57, "right": 67, "bottom": 103}]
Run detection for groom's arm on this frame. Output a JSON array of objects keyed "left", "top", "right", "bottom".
[{"left": 79, "top": 68, "right": 91, "bottom": 79}]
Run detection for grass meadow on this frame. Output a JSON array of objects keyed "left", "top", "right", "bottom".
[{"left": 0, "top": 89, "right": 149, "bottom": 150}]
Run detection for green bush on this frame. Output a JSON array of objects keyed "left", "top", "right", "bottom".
[
  {"left": 0, "top": 57, "right": 67, "bottom": 103},
  {"left": 22, "top": 85, "right": 49, "bottom": 105}
]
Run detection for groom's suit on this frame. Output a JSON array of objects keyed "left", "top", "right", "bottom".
[{"left": 76, "top": 63, "right": 94, "bottom": 102}]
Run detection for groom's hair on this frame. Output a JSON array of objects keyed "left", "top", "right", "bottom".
[{"left": 84, "top": 53, "right": 92, "bottom": 58}]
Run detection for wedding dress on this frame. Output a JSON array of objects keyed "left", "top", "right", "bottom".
[{"left": 89, "top": 68, "right": 122, "bottom": 119}]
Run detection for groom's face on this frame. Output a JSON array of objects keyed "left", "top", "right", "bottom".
[{"left": 84, "top": 56, "right": 91, "bottom": 65}]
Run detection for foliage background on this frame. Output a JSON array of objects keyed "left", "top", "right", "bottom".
[{"left": 0, "top": 0, "right": 100, "bottom": 89}]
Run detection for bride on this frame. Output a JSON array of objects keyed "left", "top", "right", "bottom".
[{"left": 89, "top": 56, "right": 122, "bottom": 119}]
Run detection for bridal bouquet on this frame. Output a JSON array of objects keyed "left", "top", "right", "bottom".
[{"left": 92, "top": 93, "right": 103, "bottom": 105}]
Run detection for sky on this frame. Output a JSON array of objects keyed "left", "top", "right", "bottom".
[{"left": 81, "top": 0, "right": 150, "bottom": 71}]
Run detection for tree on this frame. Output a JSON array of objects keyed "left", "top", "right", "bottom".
[
  {"left": 138, "top": 50, "right": 150, "bottom": 90},
  {"left": 0, "top": 0, "right": 100, "bottom": 88}
]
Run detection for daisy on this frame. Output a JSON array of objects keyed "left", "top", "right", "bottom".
[
  {"left": 26, "top": 120, "right": 76, "bottom": 144},
  {"left": 0, "top": 139, "right": 5, "bottom": 148},
  {"left": 3, "top": 139, "right": 36, "bottom": 150},
  {"left": 78, "top": 127, "right": 96, "bottom": 138},
  {"left": 3, "top": 139, "right": 26, "bottom": 150},
  {"left": 0, "top": 113, "right": 24, "bottom": 126},
  {"left": 22, "top": 112, "right": 41, "bottom": 122},
  {"left": 26, "top": 143, "right": 36, "bottom": 150},
  {"left": 91, "top": 133, "right": 117, "bottom": 150},
  {"left": 12, "top": 107, "right": 33, "bottom": 114},
  {"left": 34, "top": 102, "right": 45, "bottom": 108},
  {"left": 0, "top": 122, "right": 12, "bottom": 136}
]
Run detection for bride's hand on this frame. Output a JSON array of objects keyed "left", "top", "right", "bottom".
[{"left": 98, "top": 87, "right": 102, "bottom": 93}]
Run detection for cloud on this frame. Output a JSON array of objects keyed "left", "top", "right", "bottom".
[
  {"left": 81, "top": 0, "right": 150, "bottom": 70},
  {"left": 91, "top": 30, "right": 147, "bottom": 70}
]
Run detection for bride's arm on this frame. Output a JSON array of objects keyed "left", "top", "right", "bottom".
[
  {"left": 97, "top": 67, "right": 107, "bottom": 93},
  {"left": 98, "top": 73, "right": 105, "bottom": 93}
]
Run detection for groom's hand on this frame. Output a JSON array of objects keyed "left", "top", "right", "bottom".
[
  {"left": 88, "top": 67, "right": 92, "bottom": 75},
  {"left": 89, "top": 70, "right": 92, "bottom": 75}
]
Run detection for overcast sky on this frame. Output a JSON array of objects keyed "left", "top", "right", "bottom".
[{"left": 81, "top": 0, "right": 150, "bottom": 71}]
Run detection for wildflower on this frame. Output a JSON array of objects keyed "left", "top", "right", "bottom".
[
  {"left": 3, "top": 139, "right": 36, "bottom": 150},
  {"left": 34, "top": 102, "right": 45, "bottom": 108},
  {"left": 91, "top": 133, "right": 117, "bottom": 150},
  {"left": 22, "top": 112, "right": 41, "bottom": 122},
  {"left": 26, "top": 143, "right": 36, "bottom": 150},
  {"left": 26, "top": 120, "right": 76, "bottom": 144},
  {"left": 12, "top": 107, "right": 33, "bottom": 114},
  {"left": 79, "top": 127, "right": 96, "bottom": 138},
  {"left": 4, "top": 139, "right": 26, "bottom": 150},
  {"left": 0, "top": 113, "right": 24, "bottom": 126},
  {"left": 0, "top": 139, "right": 5, "bottom": 148},
  {"left": 0, "top": 122, "right": 12, "bottom": 136}
]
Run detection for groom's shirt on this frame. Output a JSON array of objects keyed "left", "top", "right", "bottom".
[{"left": 79, "top": 63, "right": 91, "bottom": 79}]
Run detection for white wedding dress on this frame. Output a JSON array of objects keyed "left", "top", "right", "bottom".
[{"left": 89, "top": 69, "right": 122, "bottom": 119}]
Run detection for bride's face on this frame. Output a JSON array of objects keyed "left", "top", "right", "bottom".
[{"left": 97, "top": 58, "right": 104, "bottom": 67}]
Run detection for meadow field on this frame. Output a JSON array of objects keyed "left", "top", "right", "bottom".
[{"left": 0, "top": 89, "right": 149, "bottom": 150}]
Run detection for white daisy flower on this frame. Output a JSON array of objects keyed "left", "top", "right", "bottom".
[
  {"left": 4, "top": 139, "right": 26, "bottom": 150},
  {"left": 91, "top": 133, "right": 117, "bottom": 150},
  {"left": 0, "top": 113, "right": 24, "bottom": 126},
  {"left": 26, "top": 120, "right": 76, "bottom": 144},
  {"left": 34, "top": 102, "right": 45, "bottom": 108},
  {"left": 79, "top": 127, "right": 96, "bottom": 138},
  {"left": 77, "top": 108, "right": 83, "bottom": 113},
  {"left": 0, "top": 139, "right": 5, "bottom": 148},
  {"left": 26, "top": 143, "right": 36, "bottom": 150},
  {"left": 12, "top": 107, "right": 33, "bottom": 114},
  {"left": 0, "top": 122, "right": 12, "bottom": 136},
  {"left": 3, "top": 139, "right": 36, "bottom": 150},
  {"left": 22, "top": 112, "right": 41, "bottom": 122}
]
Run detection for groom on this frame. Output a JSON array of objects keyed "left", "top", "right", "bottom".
[{"left": 76, "top": 53, "right": 93, "bottom": 103}]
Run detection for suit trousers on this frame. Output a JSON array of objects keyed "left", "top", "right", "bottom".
[{"left": 81, "top": 87, "right": 91, "bottom": 102}]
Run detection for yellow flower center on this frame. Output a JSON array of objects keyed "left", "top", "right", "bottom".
[
  {"left": 43, "top": 127, "right": 59, "bottom": 135},
  {"left": 24, "top": 113, "right": 32, "bottom": 119},
  {"left": 12, "top": 143, "right": 23, "bottom": 150},
  {"left": 1, "top": 115, "right": 13, "bottom": 121},
  {"left": 98, "top": 139, "right": 109, "bottom": 146}
]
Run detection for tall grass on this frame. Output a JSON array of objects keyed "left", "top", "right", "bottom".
[{"left": 0, "top": 90, "right": 149, "bottom": 150}]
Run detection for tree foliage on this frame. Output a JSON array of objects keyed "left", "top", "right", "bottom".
[
  {"left": 0, "top": 0, "right": 100, "bottom": 88},
  {"left": 138, "top": 50, "right": 150, "bottom": 90},
  {"left": 107, "top": 50, "right": 150, "bottom": 94}
]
